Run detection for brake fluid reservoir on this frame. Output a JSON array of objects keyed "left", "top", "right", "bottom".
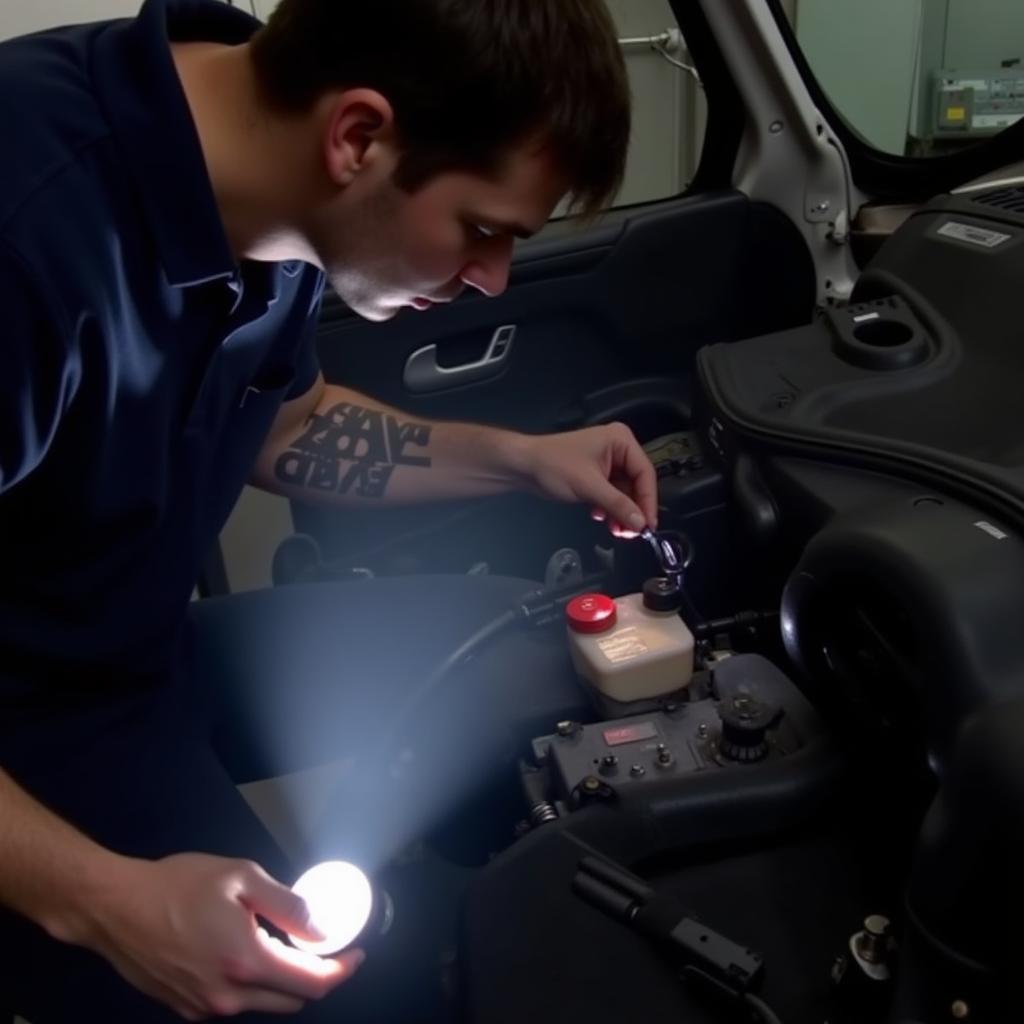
[{"left": 565, "top": 579, "right": 695, "bottom": 703}]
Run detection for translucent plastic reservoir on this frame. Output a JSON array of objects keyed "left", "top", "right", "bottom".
[{"left": 565, "top": 588, "right": 695, "bottom": 703}]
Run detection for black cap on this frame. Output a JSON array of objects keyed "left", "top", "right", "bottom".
[{"left": 643, "top": 577, "right": 683, "bottom": 612}]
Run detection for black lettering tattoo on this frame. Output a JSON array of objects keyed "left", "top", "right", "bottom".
[{"left": 275, "top": 403, "right": 431, "bottom": 500}]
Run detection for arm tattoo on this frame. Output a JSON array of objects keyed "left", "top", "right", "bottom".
[{"left": 274, "top": 402, "right": 433, "bottom": 500}]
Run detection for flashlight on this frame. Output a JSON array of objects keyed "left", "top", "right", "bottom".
[{"left": 290, "top": 861, "right": 393, "bottom": 956}]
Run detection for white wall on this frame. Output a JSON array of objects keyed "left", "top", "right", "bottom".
[
  {"left": 606, "top": 0, "right": 703, "bottom": 202},
  {"left": 946, "top": 0, "right": 1024, "bottom": 68},
  {"left": 796, "top": 0, "right": 924, "bottom": 154},
  {"left": 0, "top": 0, "right": 142, "bottom": 40}
]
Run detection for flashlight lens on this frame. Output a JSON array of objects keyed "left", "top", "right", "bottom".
[{"left": 291, "top": 861, "right": 373, "bottom": 955}]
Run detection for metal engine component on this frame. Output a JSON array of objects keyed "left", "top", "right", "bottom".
[{"left": 533, "top": 654, "right": 825, "bottom": 804}]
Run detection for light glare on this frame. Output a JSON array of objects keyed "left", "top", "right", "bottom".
[{"left": 291, "top": 861, "right": 373, "bottom": 955}]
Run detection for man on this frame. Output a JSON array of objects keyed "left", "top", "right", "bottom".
[{"left": 0, "top": 0, "right": 648, "bottom": 1020}]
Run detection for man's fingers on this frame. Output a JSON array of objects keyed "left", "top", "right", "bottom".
[
  {"left": 593, "top": 505, "right": 640, "bottom": 538},
  {"left": 608, "top": 519, "right": 638, "bottom": 539},
  {"left": 588, "top": 475, "right": 646, "bottom": 534},
  {"left": 616, "top": 435, "right": 659, "bottom": 529},
  {"left": 235, "top": 867, "right": 363, "bottom": 1002},
  {"left": 329, "top": 948, "right": 367, "bottom": 979},
  {"left": 585, "top": 425, "right": 657, "bottom": 532},
  {"left": 215, "top": 986, "right": 306, "bottom": 1017},
  {"left": 251, "top": 928, "right": 364, "bottom": 999},
  {"left": 238, "top": 863, "right": 325, "bottom": 944},
  {"left": 243, "top": 990, "right": 306, "bottom": 1015}
]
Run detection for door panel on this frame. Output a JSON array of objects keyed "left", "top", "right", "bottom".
[
  {"left": 314, "top": 192, "right": 810, "bottom": 428},
  {"left": 293, "top": 190, "right": 815, "bottom": 579}
]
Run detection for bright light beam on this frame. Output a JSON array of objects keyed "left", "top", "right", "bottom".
[{"left": 290, "top": 861, "right": 374, "bottom": 956}]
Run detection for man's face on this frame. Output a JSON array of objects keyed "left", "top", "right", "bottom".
[{"left": 306, "top": 141, "right": 569, "bottom": 322}]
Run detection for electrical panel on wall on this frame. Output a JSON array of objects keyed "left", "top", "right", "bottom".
[
  {"left": 910, "top": 0, "right": 1024, "bottom": 144},
  {"left": 933, "top": 69, "right": 1024, "bottom": 139}
]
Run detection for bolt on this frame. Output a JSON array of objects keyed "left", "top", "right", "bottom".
[
  {"left": 951, "top": 1001, "right": 970, "bottom": 1020},
  {"left": 656, "top": 747, "right": 673, "bottom": 767},
  {"left": 556, "top": 720, "right": 576, "bottom": 738},
  {"left": 856, "top": 915, "right": 890, "bottom": 965},
  {"left": 769, "top": 120, "right": 784, "bottom": 134},
  {"left": 733, "top": 696, "right": 753, "bottom": 717},
  {"left": 630, "top": 764, "right": 646, "bottom": 778},
  {"left": 698, "top": 723, "right": 709, "bottom": 739},
  {"left": 599, "top": 755, "right": 619, "bottom": 775}
]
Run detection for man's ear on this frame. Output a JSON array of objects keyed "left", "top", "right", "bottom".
[{"left": 322, "top": 89, "right": 395, "bottom": 188}]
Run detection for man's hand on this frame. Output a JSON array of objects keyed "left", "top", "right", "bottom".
[
  {"left": 71, "top": 853, "right": 363, "bottom": 1021},
  {"left": 510, "top": 423, "right": 658, "bottom": 537}
]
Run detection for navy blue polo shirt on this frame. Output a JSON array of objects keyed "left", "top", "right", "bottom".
[{"left": 0, "top": 0, "right": 325, "bottom": 691}]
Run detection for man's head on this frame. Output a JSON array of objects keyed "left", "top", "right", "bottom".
[{"left": 249, "top": 0, "right": 630, "bottom": 320}]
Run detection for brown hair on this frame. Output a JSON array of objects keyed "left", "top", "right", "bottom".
[{"left": 250, "top": 0, "right": 631, "bottom": 215}]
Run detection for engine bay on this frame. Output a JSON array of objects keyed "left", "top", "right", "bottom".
[
  {"left": 453, "top": 187, "right": 1024, "bottom": 1024},
  {"left": 276, "top": 185, "right": 1024, "bottom": 1024}
]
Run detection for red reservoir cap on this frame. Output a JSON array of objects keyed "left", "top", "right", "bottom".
[{"left": 566, "top": 593, "right": 618, "bottom": 634}]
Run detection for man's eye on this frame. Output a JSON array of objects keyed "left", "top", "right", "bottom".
[{"left": 469, "top": 224, "right": 496, "bottom": 241}]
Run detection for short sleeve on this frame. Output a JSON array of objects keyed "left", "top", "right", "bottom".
[
  {"left": 0, "top": 244, "right": 76, "bottom": 494},
  {"left": 285, "top": 269, "right": 325, "bottom": 400}
]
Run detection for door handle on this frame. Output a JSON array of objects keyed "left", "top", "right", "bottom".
[{"left": 403, "top": 325, "right": 517, "bottom": 395}]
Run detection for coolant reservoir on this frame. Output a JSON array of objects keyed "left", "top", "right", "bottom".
[{"left": 565, "top": 579, "right": 695, "bottom": 703}]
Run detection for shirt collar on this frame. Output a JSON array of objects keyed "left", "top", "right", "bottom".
[{"left": 91, "top": 0, "right": 260, "bottom": 288}]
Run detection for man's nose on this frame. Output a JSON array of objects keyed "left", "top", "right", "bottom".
[{"left": 460, "top": 237, "right": 514, "bottom": 298}]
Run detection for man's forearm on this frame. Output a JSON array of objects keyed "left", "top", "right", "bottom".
[
  {"left": 0, "top": 767, "right": 125, "bottom": 943},
  {"left": 253, "top": 384, "right": 534, "bottom": 507}
]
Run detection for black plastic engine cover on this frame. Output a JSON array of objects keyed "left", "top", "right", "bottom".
[
  {"left": 697, "top": 188, "right": 1024, "bottom": 767},
  {"left": 697, "top": 189, "right": 1024, "bottom": 531},
  {"left": 781, "top": 493, "right": 1024, "bottom": 770}
]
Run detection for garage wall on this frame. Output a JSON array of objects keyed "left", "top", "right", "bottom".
[
  {"left": 0, "top": 0, "right": 141, "bottom": 39},
  {"left": 795, "top": 0, "right": 924, "bottom": 154}
]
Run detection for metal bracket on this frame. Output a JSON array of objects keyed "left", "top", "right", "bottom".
[{"left": 701, "top": 0, "right": 865, "bottom": 306}]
